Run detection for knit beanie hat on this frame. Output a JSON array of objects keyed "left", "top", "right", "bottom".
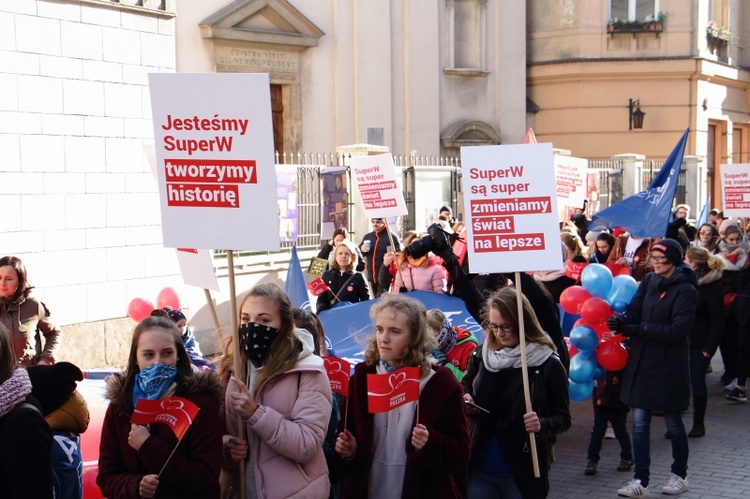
[
  {"left": 719, "top": 219, "right": 739, "bottom": 234},
  {"left": 163, "top": 306, "right": 186, "bottom": 323},
  {"left": 26, "top": 361, "right": 83, "bottom": 416},
  {"left": 651, "top": 238, "right": 684, "bottom": 266}
]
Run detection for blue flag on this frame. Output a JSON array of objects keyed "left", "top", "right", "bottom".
[
  {"left": 696, "top": 195, "right": 710, "bottom": 228},
  {"left": 589, "top": 129, "right": 689, "bottom": 238},
  {"left": 285, "top": 246, "right": 311, "bottom": 310}
]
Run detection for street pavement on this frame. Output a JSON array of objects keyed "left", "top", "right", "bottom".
[{"left": 549, "top": 354, "right": 750, "bottom": 498}]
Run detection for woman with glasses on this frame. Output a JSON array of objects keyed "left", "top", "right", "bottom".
[
  {"left": 462, "top": 287, "right": 570, "bottom": 498},
  {"left": 607, "top": 239, "right": 698, "bottom": 497},
  {"left": 690, "top": 223, "right": 721, "bottom": 254}
]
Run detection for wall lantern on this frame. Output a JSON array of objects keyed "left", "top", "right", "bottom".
[{"left": 629, "top": 99, "right": 645, "bottom": 130}]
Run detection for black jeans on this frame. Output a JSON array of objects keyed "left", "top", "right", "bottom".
[{"left": 587, "top": 406, "right": 633, "bottom": 463}]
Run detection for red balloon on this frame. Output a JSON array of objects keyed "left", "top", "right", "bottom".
[
  {"left": 127, "top": 297, "right": 154, "bottom": 322},
  {"left": 156, "top": 287, "right": 181, "bottom": 310},
  {"left": 596, "top": 340, "right": 628, "bottom": 371},
  {"left": 560, "top": 286, "right": 592, "bottom": 315},
  {"left": 580, "top": 297, "right": 612, "bottom": 325},
  {"left": 591, "top": 321, "right": 610, "bottom": 338}
]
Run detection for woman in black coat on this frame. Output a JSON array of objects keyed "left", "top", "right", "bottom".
[
  {"left": 462, "top": 287, "right": 570, "bottom": 499},
  {"left": 316, "top": 239, "right": 371, "bottom": 313},
  {"left": 683, "top": 246, "right": 726, "bottom": 437},
  {"left": 607, "top": 239, "right": 698, "bottom": 497}
]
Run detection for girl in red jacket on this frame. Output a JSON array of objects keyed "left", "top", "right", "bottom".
[{"left": 426, "top": 308, "right": 478, "bottom": 381}]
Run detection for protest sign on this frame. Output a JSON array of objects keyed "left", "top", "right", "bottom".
[
  {"left": 175, "top": 248, "right": 219, "bottom": 291},
  {"left": 721, "top": 163, "right": 750, "bottom": 217},
  {"left": 148, "top": 73, "right": 278, "bottom": 250},
  {"left": 350, "top": 154, "right": 407, "bottom": 219},
  {"left": 555, "top": 155, "right": 588, "bottom": 219},
  {"left": 461, "top": 143, "right": 561, "bottom": 273},
  {"left": 367, "top": 366, "right": 420, "bottom": 413}
]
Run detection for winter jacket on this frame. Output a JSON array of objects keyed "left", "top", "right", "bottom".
[
  {"left": 690, "top": 268, "right": 724, "bottom": 355},
  {"left": 97, "top": 370, "right": 224, "bottom": 498},
  {"left": 619, "top": 264, "right": 698, "bottom": 412},
  {"left": 390, "top": 262, "right": 446, "bottom": 293},
  {"left": 224, "top": 329, "right": 333, "bottom": 499},
  {"left": 316, "top": 270, "right": 370, "bottom": 313},
  {"left": 592, "top": 370, "right": 628, "bottom": 411},
  {"left": 462, "top": 346, "right": 570, "bottom": 499},
  {"left": 732, "top": 266, "right": 750, "bottom": 326},
  {"left": 443, "top": 327, "right": 479, "bottom": 380},
  {"left": 336, "top": 363, "right": 471, "bottom": 498},
  {"left": 0, "top": 394, "right": 53, "bottom": 498},
  {"left": 360, "top": 229, "right": 401, "bottom": 284},
  {"left": 317, "top": 241, "right": 365, "bottom": 273},
  {"left": 0, "top": 296, "right": 61, "bottom": 366}
]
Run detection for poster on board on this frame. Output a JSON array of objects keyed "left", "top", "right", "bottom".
[
  {"left": 321, "top": 166, "right": 348, "bottom": 239},
  {"left": 277, "top": 165, "right": 298, "bottom": 243},
  {"left": 720, "top": 163, "right": 750, "bottom": 217},
  {"left": 461, "top": 143, "right": 562, "bottom": 274},
  {"left": 555, "top": 155, "right": 588, "bottom": 219},
  {"left": 350, "top": 154, "right": 408, "bottom": 219},
  {"left": 148, "top": 73, "right": 279, "bottom": 250},
  {"left": 175, "top": 248, "right": 220, "bottom": 291}
]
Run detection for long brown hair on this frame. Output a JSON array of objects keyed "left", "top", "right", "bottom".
[
  {"left": 364, "top": 293, "right": 433, "bottom": 377},
  {"left": 0, "top": 323, "right": 17, "bottom": 384},
  {"left": 483, "top": 287, "right": 557, "bottom": 352},
  {"left": 122, "top": 316, "right": 192, "bottom": 406},
  {"left": 240, "top": 283, "right": 302, "bottom": 392},
  {"left": 0, "top": 256, "right": 32, "bottom": 304}
]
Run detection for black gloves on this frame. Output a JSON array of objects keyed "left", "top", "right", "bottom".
[
  {"left": 620, "top": 325, "right": 640, "bottom": 338},
  {"left": 607, "top": 316, "right": 625, "bottom": 332}
]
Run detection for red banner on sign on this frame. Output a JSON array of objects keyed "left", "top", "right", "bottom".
[
  {"left": 367, "top": 366, "right": 420, "bottom": 413},
  {"left": 307, "top": 277, "right": 330, "bottom": 296},
  {"left": 131, "top": 396, "right": 200, "bottom": 441},
  {"left": 324, "top": 356, "right": 351, "bottom": 396}
]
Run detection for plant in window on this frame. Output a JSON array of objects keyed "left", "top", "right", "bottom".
[
  {"left": 706, "top": 20, "right": 730, "bottom": 44},
  {"left": 607, "top": 11, "right": 665, "bottom": 33}
]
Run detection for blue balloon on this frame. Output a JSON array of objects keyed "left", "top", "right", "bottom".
[
  {"left": 607, "top": 275, "right": 638, "bottom": 305},
  {"left": 569, "top": 353, "right": 597, "bottom": 383},
  {"left": 581, "top": 264, "right": 614, "bottom": 298},
  {"left": 593, "top": 364, "right": 606, "bottom": 380},
  {"left": 569, "top": 379, "right": 595, "bottom": 402},
  {"left": 611, "top": 299, "right": 629, "bottom": 313},
  {"left": 569, "top": 325, "right": 599, "bottom": 351}
]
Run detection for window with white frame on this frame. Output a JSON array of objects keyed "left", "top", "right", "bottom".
[
  {"left": 610, "top": 0, "right": 660, "bottom": 22},
  {"left": 708, "top": 0, "right": 729, "bottom": 27}
]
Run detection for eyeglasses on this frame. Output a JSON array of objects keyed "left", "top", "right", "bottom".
[
  {"left": 649, "top": 255, "right": 669, "bottom": 263},
  {"left": 699, "top": 230, "right": 713, "bottom": 236},
  {"left": 483, "top": 321, "right": 514, "bottom": 334}
]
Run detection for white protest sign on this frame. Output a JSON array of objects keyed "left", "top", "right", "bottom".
[
  {"left": 720, "top": 163, "right": 750, "bottom": 217},
  {"left": 350, "top": 154, "right": 407, "bottom": 218},
  {"left": 175, "top": 248, "right": 220, "bottom": 291},
  {"left": 461, "top": 143, "right": 562, "bottom": 273},
  {"left": 555, "top": 154, "right": 588, "bottom": 215},
  {"left": 148, "top": 73, "right": 279, "bottom": 250}
]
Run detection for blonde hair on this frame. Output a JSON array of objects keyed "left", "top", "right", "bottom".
[
  {"left": 363, "top": 294, "right": 434, "bottom": 377},
  {"left": 331, "top": 239, "right": 358, "bottom": 272},
  {"left": 686, "top": 246, "right": 726, "bottom": 272},
  {"left": 483, "top": 287, "right": 557, "bottom": 352},
  {"left": 561, "top": 231, "right": 586, "bottom": 260}
]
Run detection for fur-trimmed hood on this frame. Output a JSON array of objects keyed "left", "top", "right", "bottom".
[
  {"left": 105, "top": 369, "right": 223, "bottom": 409},
  {"left": 697, "top": 267, "right": 723, "bottom": 286}
]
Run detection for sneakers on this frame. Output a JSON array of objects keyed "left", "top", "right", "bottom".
[
  {"left": 724, "top": 378, "right": 738, "bottom": 391},
  {"left": 605, "top": 427, "right": 616, "bottom": 439},
  {"left": 661, "top": 474, "right": 689, "bottom": 495},
  {"left": 726, "top": 387, "right": 747, "bottom": 402},
  {"left": 584, "top": 460, "right": 597, "bottom": 475},
  {"left": 617, "top": 459, "right": 634, "bottom": 471},
  {"left": 618, "top": 479, "right": 650, "bottom": 497}
]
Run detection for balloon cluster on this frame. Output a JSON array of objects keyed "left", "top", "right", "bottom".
[
  {"left": 127, "top": 287, "right": 181, "bottom": 322},
  {"left": 559, "top": 264, "right": 637, "bottom": 402}
]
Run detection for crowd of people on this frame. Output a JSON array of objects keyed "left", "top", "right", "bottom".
[{"left": 2, "top": 201, "right": 750, "bottom": 498}]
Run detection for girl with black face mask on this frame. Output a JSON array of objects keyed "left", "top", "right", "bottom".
[{"left": 220, "top": 283, "right": 333, "bottom": 498}]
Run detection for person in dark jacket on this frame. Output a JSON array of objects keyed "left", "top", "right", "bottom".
[
  {"left": 462, "top": 287, "right": 571, "bottom": 499},
  {"left": 360, "top": 218, "right": 401, "bottom": 297},
  {"left": 728, "top": 251, "right": 750, "bottom": 403},
  {"left": 334, "top": 294, "right": 470, "bottom": 498},
  {"left": 683, "top": 246, "right": 726, "bottom": 436},
  {"left": 317, "top": 227, "right": 365, "bottom": 273},
  {"left": 0, "top": 322, "right": 53, "bottom": 498},
  {"left": 97, "top": 315, "right": 223, "bottom": 498},
  {"left": 607, "top": 238, "right": 698, "bottom": 497},
  {"left": 317, "top": 239, "right": 371, "bottom": 313}
]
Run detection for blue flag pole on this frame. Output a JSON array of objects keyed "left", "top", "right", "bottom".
[{"left": 589, "top": 129, "right": 689, "bottom": 238}]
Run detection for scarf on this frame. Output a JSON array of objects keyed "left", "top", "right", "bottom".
[
  {"left": 380, "top": 360, "right": 399, "bottom": 373},
  {"left": 132, "top": 364, "right": 177, "bottom": 407},
  {"left": 482, "top": 341, "right": 554, "bottom": 373},
  {"left": 435, "top": 316, "right": 457, "bottom": 353},
  {"left": 0, "top": 369, "right": 33, "bottom": 418}
]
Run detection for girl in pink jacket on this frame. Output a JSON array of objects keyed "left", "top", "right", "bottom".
[{"left": 221, "top": 283, "right": 333, "bottom": 498}]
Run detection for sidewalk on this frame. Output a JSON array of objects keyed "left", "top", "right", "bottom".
[{"left": 549, "top": 354, "right": 750, "bottom": 498}]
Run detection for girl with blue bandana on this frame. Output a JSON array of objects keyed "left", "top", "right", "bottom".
[{"left": 97, "top": 315, "right": 223, "bottom": 498}]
